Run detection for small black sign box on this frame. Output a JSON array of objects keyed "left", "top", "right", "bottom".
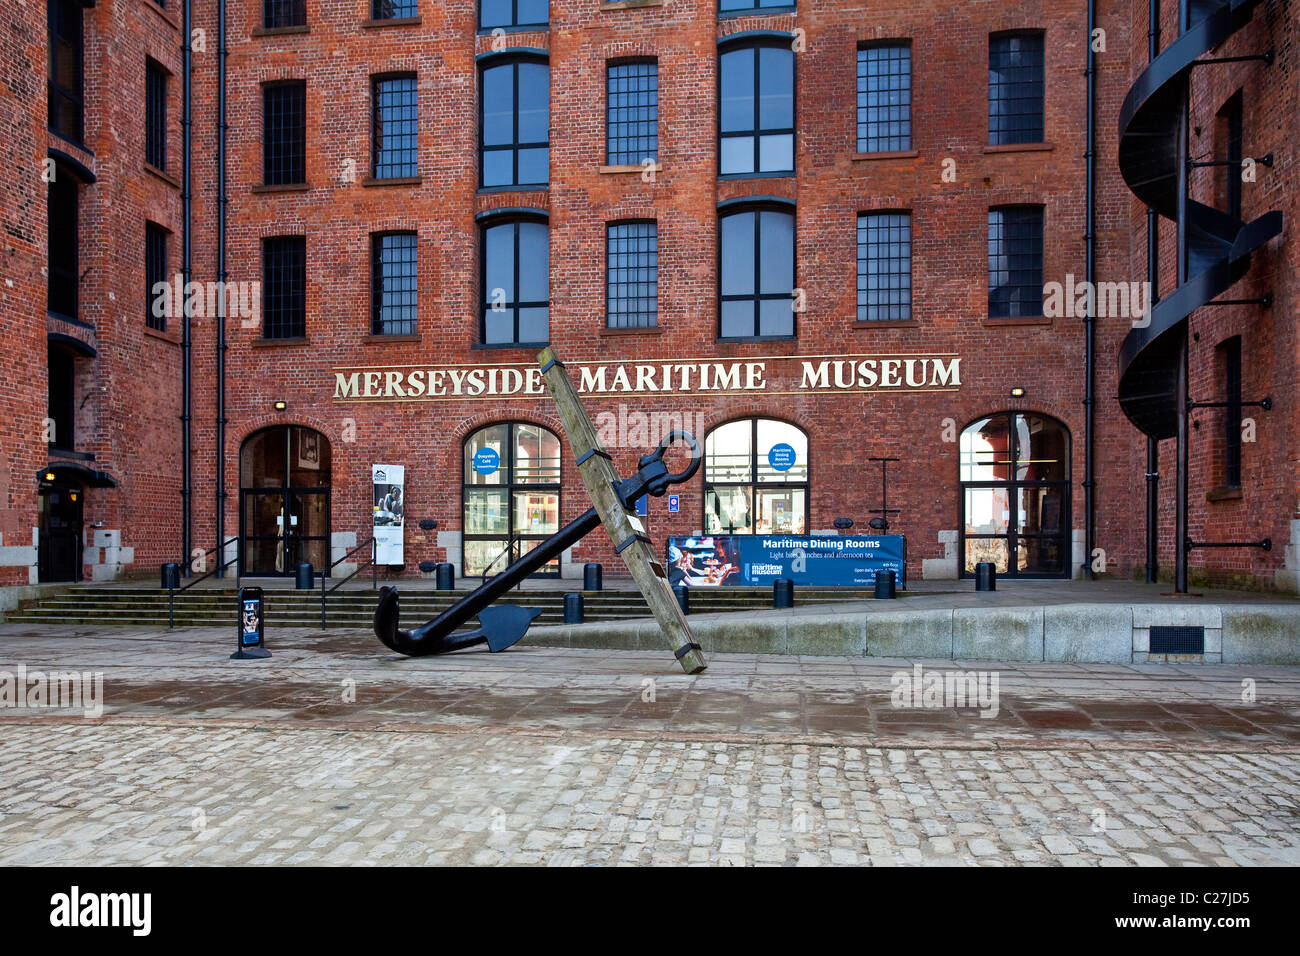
[{"left": 231, "top": 586, "right": 271, "bottom": 660}]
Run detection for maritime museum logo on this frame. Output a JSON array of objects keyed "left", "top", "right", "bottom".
[{"left": 331, "top": 354, "right": 962, "bottom": 402}]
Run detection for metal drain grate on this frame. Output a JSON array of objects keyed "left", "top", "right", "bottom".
[{"left": 1150, "top": 625, "right": 1205, "bottom": 655}]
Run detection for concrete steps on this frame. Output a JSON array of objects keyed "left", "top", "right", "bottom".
[{"left": 6, "top": 585, "right": 882, "bottom": 628}]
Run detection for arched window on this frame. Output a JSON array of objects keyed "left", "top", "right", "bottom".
[
  {"left": 480, "top": 55, "right": 549, "bottom": 188},
  {"left": 703, "top": 418, "right": 808, "bottom": 535},
  {"left": 239, "top": 426, "right": 331, "bottom": 576},
  {"left": 462, "top": 422, "right": 561, "bottom": 577},
  {"left": 960, "top": 412, "right": 1070, "bottom": 578}
]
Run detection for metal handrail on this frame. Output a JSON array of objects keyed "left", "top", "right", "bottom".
[
  {"left": 168, "top": 536, "right": 239, "bottom": 627},
  {"left": 320, "top": 537, "right": 378, "bottom": 627},
  {"left": 481, "top": 535, "right": 520, "bottom": 585}
]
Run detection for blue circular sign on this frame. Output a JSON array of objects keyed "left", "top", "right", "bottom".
[
  {"left": 768, "top": 443, "right": 797, "bottom": 472},
  {"left": 473, "top": 447, "right": 500, "bottom": 476}
]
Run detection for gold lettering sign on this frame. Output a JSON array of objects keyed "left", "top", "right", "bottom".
[{"left": 331, "top": 354, "right": 961, "bottom": 403}]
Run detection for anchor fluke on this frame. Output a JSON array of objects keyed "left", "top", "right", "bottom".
[{"left": 373, "top": 585, "right": 541, "bottom": 657}]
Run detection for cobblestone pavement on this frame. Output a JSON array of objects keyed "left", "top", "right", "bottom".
[{"left": 1, "top": 625, "right": 1298, "bottom": 865}]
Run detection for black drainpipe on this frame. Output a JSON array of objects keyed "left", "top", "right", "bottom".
[
  {"left": 1145, "top": 0, "right": 1161, "bottom": 583},
  {"left": 216, "top": 0, "right": 228, "bottom": 576},
  {"left": 1083, "top": 0, "right": 1097, "bottom": 579},
  {"left": 180, "top": 0, "right": 193, "bottom": 575}
]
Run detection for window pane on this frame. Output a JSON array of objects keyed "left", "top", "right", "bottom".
[
  {"left": 606, "top": 61, "right": 658, "bottom": 166},
  {"left": 514, "top": 424, "right": 560, "bottom": 483},
  {"left": 484, "top": 309, "right": 513, "bottom": 344},
  {"left": 989, "top": 33, "right": 1045, "bottom": 145},
  {"left": 263, "top": 83, "right": 306, "bottom": 185},
  {"left": 756, "top": 419, "right": 807, "bottom": 482},
  {"left": 704, "top": 487, "right": 753, "bottom": 536},
  {"left": 965, "top": 537, "right": 1010, "bottom": 575},
  {"left": 517, "top": 221, "right": 549, "bottom": 302},
  {"left": 757, "top": 47, "right": 793, "bottom": 130},
  {"left": 517, "top": 0, "right": 548, "bottom": 25},
  {"left": 482, "top": 151, "right": 513, "bottom": 188},
  {"left": 964, "top": 487, "right": 1011, "bottom": 535},
  {"left": 857, "top": 45, "right": 912, "bottom": 153},
  {"left": 758, "top": 210, "right": 793, "bottom": 293},
  {"left": 960, "top": 415, "right": 1012, "bottom": 481},
  {"left": 758, "top": 298, "right": 793, "bottom": 336},
  {"left": 484, "top": 223, "right": 514, "bottom": 304},
  {"left": 513, "top": 492, "right": 559, "bottom": 535},
  {"left": 479, "top": 0, "right": 513, "bottom": 29},
  {"left": 720, "top": 136, "right": 755, "bottom": 176},
  {"left": 606, "top": 221, "right": 658, "bottom": 329},
  {"left": 719, "top": 49, "right": 754, "bottom": 133},
  {"left": 464, "top": 424, "right": 509, "bottom": 486},
  {"left": 373, "top": 75, "right": 418, "bottom": 179},
  {"left": 261, "top": 236, "right": 305, "bottom": 339},
  {"left": 705, "top": 420, "right": 753, "bottom": 482},
  {"left": 720, "top": 300, "right": 753, "bottom": 338},
  {"left": 755, "top": 488, "right": 805, "bottom": 534},
  {"left": 465, "top": 490, "right": 509, "bottom": 535},
  {"left": 1016, "top": 414, "right": 1069, "bottom": 481},
  {"left": 482, "top": 65, "right": 513, "bottom": 146},
  {"left": 988, "top": 206, "right": 1043, "bottom": 318},
  {"left": 857, "top": 212, "right": 912, "bottom": 321},
  {"left": 516, "top": 147, "right": 548, "bottom": 186},
  {"left": 758, "top": 133, "right": 793, "bottom": 172},
  {"left": 720, "top": 212, "right": 754, "bottom": 296},
  {"left": 371, "top": 232, "right": 418, "bottom": 335},
  {"left": 517, "top": 307, "right": 548, "bottom": 343},
  {"left": 516, "top": 63, "right": 549, "bottom": 143}
]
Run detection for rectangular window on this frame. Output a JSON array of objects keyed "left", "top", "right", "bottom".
[
  {"left": 48, "top": 0, "right": 83, "bottom": 142},
  {"left": 988, "top": 206, "right": 1044, "bottom": 318},
  {"left": 989, "top": 33, "right": 1045, "bottom": 145},
  {"left": 373, "top": 0, "right": 419, "bottom": 16},
  {"left": 719, "top": 43, "right": 794, "bottom": 176},
  {"left": 857, "top": 44, "right": 911, "bottom": 153},
  {"left": 372, "top": 75, "right": 418, "bottom": 179},
  {"left": 482, "top": 218, "right": 549, "bottom": 345},
  {"left": 480, "top": 58, "right": 549, "bottom": 188},
  {"left": 857, "top": 212, "right": 912, "bottom": 321},
  {"left": 479, "top": 0, "right": 547, "bottom": 31},
  {"left": 719, "top": 0, "right": 793, "bottom": 12},
  {"left": 262, "top": 236, "right": 306, "bottom": 339},
  {"left": 720, "top": 207, "right": 795, "bottom": 339},
  {"left": 1222, "top": 337, "right": 1242, "bottom": 488},
  {"left": 146, "top": 60, "right": 168, "bottom": 171},
  {"left": 263, "top": 82, "right": 306, "bottom": 185},
  {"left": 263, "top": 0, "right": 306, "bottom": 29},
  {"left": 146, "top": 223, "right": 168, "bottom": 332},
  {"left": 606, "top": 222, "right": 658, "bottom": 329},
  {"left": 48, "top": 172, "right": 78, "bottom": 320},
  {"left": 606, "top": 61, "right": 658, "bottom": 167},
  {"left": 372, "top": 232, "right": 418, "bottom": 335}
]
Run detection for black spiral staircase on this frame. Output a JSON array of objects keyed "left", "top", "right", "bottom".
[{"left": 1117, "top": 0, "right": 1281, "bottom": 440}]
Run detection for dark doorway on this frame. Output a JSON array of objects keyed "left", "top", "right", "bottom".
[
  {"left": 239, "top": 426, "right": 331, "bottom": 576},
  {"left": 39, "top": 483, "right": 83, "bottom": 582}
]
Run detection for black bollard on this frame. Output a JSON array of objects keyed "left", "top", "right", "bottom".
[
  {"left": 773, "top": 578, "right": 794, "bottom": 608},
  {"left": 160, "top": 562, "right": 180, "bottom": 590},
  {"left": 435, "top": 562, "right": 455, "bottom": 590},
  {"left": 673, "top": 583, "right": 690, "bottom": 616},
  {"left": 874, "top": 569, "right": 896, "bottom": 599},
  {"left": 975, "top": 561, "right": 997, "bottom": 592},
  {"left": 419, "top": 560, "right": 437, "bottom": 579},
  {"left": 583, "top": 562, "right": 603, "bottom": 591},
  {"left": 564, "top": 592, "right": 584, "bottom": 624},
  {"left": 295, "top": 562, "right": 314, "bottom": 590}
]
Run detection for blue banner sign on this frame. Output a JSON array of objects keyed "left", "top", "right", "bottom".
[{"left": 666, "top": 534, "right": 906, "bottom": 588}]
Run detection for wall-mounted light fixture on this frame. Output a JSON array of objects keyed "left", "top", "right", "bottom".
[
  {"left": 273, "top": 401, "right": 287, "bottom": 411},
  {"left": 1009, "top": 387, "right": 1026, "bottom": 398}
]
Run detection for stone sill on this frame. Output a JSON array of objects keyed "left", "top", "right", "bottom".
[
  {"left": 600, "top": 0, "right": 664, "bottom": 9},
  {"left": 362, "top": 175, "right": 422, "bottom": 187},
  {"left": 362, "top": 16, "right": 423, "bottom": 29},
  {"left": 600, "top": 325, "right": 663, "bottom": 336},
  {"left": 853, "top": 319, "right": 919, "bottom": 329},
  {"left": 143, "top": 325, "right": 181, "bottom": 346},
  {"left": 362, "top": 333, "right": 421, "bottom": 344},
  {"left": 251, "top": 335, "right": 309, "bottom": 348},
  {"left": 1206, "top": 486, "right": 1244, "bottom": 502},
  {"left": 144, "top": 162, "right": 181, "bottom": 189},
  {"left": 251, "top": 25, "right": 310, "bottom": 37},
  {"left": 251, "top": 182, "right": 310, "bottom": 194},
  {"left": 984, "top": 315, "right": 1052, "bottom": 327},
  {"left": 600, "top": 163, "right": 660, "bottom": 175},
  {"left": 983, "top": 142, "right": 1054, "bottom": 154},
  {"left": 852, "top": 150, "right": 919, "bottom": 162}
]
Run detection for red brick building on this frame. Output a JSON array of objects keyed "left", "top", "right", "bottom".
[{"left": 2, "top": 0, "right": 1293, "bottom": 594}]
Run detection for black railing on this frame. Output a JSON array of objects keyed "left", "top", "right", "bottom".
[
  {"left": 320, "top": 537, "right": 378, "bottom": 627},
  {"left": 168, "top": 536, "right": 239, "bottom": 627},
  {"left": 481, "top": 535, "right": 525, "bottom": 588}
]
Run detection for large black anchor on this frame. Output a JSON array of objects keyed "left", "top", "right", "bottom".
[{"left": 374, "top": 430, "right": 701, "bottom": 657}]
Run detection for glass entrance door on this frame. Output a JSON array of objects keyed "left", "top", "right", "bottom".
[
  {"left": 959, "top": 413, "right": 1071, "bottom": 578},
  {"left": 239, "top": 426, "right": 331, "bottom": 576}
]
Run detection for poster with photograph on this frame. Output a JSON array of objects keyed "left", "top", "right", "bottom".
[{"left": 372, "top": 464, "right": 405, "bottom": 565}]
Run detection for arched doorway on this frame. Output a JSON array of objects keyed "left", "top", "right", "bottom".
[
  {"left": 239, "top": 426, "right": 331, "bottom": 576},
  {"left": 959, "top": 412, "right": 1071, "bottom": 578},
  {"left": 462, "top": 422, "right": 561, "bottom": 577}
]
